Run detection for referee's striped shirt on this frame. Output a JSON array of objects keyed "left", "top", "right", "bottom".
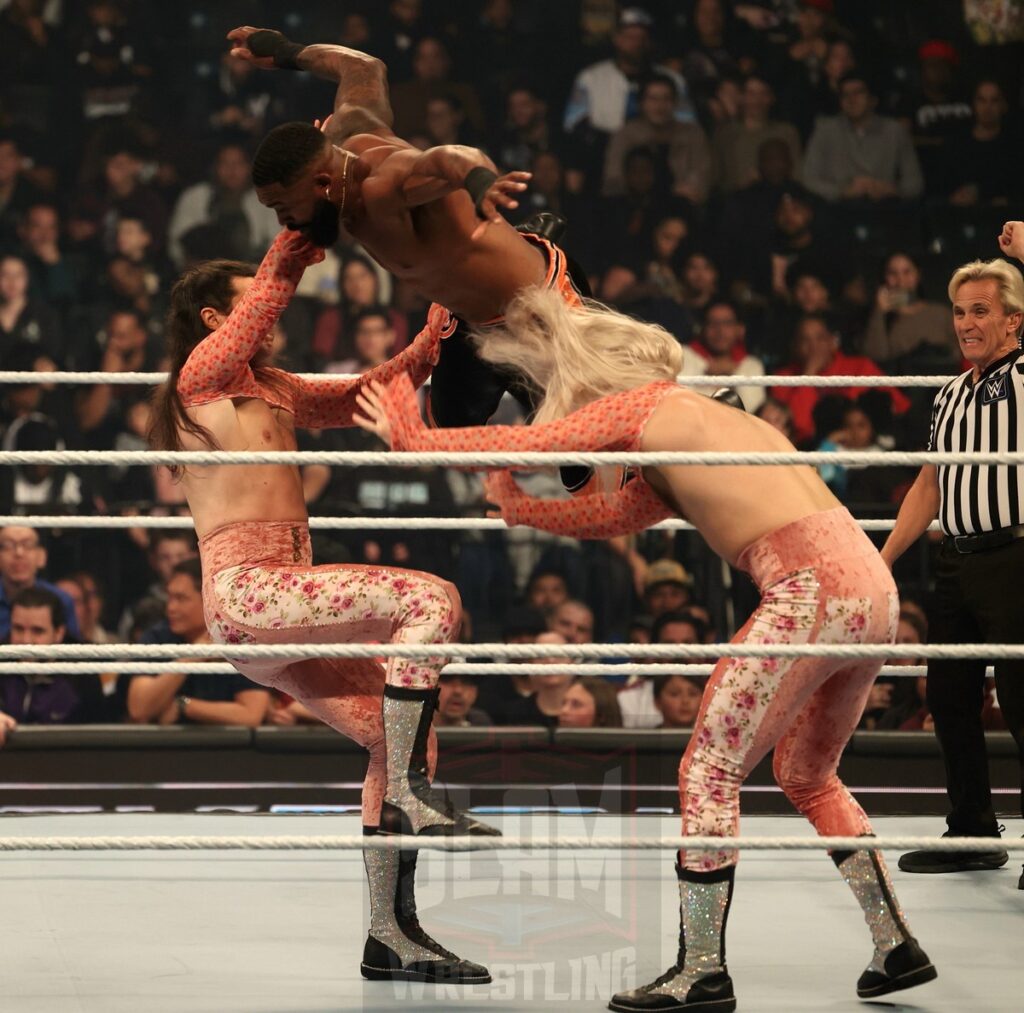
[{"left": 928, "top": 347, "right": 1024, "bottom": 536}]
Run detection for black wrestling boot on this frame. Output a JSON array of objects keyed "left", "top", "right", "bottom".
[
  {"left": 360, "top": 833, "right": 491, "bottom": 984},
  {"left": 855, "top": 939, "right": 938, "bottom": 998},
  {"left": 378, "top": 685, "right": 500, "bottom": 837},
  {"left": 833, "top": 847, "right": 937, "bottom": 999},
  {"left": 609, "top": 862, "right": 736, "bottom": 1013},
  {"left": 898, "top": 828, "right": 1008, "bottom": 873}
]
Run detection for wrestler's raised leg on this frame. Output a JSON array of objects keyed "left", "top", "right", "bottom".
[
  {"left": 270, "top": 658, "right": 491, "bottom": 983},
  {"left": 774, "top": 663, "right": 937, "bottom": 998},
  {"left": 208, "top": 558, "right": 499, "bottom": 836}
]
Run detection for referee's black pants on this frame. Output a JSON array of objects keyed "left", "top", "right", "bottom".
[{"left": 927, "top": 537, "right": 1024, "bottom": 835}]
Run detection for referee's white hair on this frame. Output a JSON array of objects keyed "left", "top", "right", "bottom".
[{"left": 948, "top": 258, "right": 1024, "bottom": 336}]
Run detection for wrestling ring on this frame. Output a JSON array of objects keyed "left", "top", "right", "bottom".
[{"left": 0, "top": 369, "right": 1020, "bottom": 1012}]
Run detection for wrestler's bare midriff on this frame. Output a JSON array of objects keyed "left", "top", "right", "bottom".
[
  {"left": 179, "top": 395, "right": 307, "bottom": 539},
  {"left": 641, "top": 388, "right": 842, "bottom": 566}
]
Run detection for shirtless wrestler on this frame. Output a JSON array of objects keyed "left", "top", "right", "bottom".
[
  {"left": 353, "top": 289, "right": 938, "bottom": 1011},
  {"left": 226, "top": 25, "right": 594, "bottom": 488},
  {"left": 148, "top": 230, "right": 493, "bottom": 984}
]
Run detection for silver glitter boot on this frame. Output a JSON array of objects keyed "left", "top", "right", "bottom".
[
  {"left": 360, "top": 841, "right": 491, "bottom": 983},
  {"left": 609, "top": 863, "right": 736, "bottom": 1013},
  {"left": 832, "top": 846, "right": 937, "bottom": 998},
  {"left": 379, "top": 685, "right": 500, "bottom": 836}
]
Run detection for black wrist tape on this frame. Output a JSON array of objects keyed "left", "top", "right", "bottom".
[
  {"left": 247, "top": 29, "right": 306, "bottom": 70},
  {"left": 463, "top": 166, "right": 499, "bottom": 217}
]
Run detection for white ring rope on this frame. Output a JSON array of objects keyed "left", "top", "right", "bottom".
[
  {"left": 0, "top": 371, "right": 956, "bottom": 389},
  {"left": 0, "top": 449, "right": 1010, "bottom": 467},
  {"left": 0, "top": 834, "right": 1017, "bottom": 853},
  {"left": 0, "top": 514, "right": 935, "bottom": 532},
  {"left": 0, "top": 643, "right": 1018, "bottom": 661},
  {"left": 0, "top": 662, "right": 937, "bottom": 677}
]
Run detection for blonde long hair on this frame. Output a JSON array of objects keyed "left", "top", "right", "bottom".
[{"left": 471, "top": 287, "right": 683, "bottom": 424}]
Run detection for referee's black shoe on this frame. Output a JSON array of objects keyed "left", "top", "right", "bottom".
[{"left": 898, "top": 829, "right": 1008, "bottom": 874}]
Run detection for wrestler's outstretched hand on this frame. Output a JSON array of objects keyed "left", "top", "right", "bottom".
[
  {"left": 471, "top": 171, "right": 532, "bottom": 241},
  {"left": 483, "top": 470, "right": 520, "bottom": 522},
  {"left": 265, "top": 230, "right": 324, "bottom": 284},
  {"left": 227, "top": 27, "right": 279, "bottom": 69},
  {"left": 354, "top": 379, "right": 395, "bottom": 444},
  {"left": 999, "top": 221, "right": 1024, "bottom": 262}
]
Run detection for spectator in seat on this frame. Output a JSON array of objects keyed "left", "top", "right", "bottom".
[
  {"left": 504, "top": 631, "right": 575, "bottom": 727},
  {"left": 0, "top": 133, "right": 42, "bottom": 252},
  {"left": 861, "top": 251, "right": 959, "bottom": 372},
  {"left": 17, "top": 203, "right": 82, "bottom": 315},
  {"left": 0, "top": 413, "right": 96, "bottom": 515},
  {"left": 325, "top": 307, "right": 398, "bottom": 376},
  {"left": 128, "top": 559, "right": 269, "bottom": 727},
  {"left": 389, "top": 36, "right": 484, "bottom": 139},
  {"left": 0, "top": 253, "right": 63, "bottom": 363},
  {"left": 877, "top": 609, "right": 930, "bottom": 731},
  {"left": 58, "top": 570, "right": 116, "bottom": 645},
  {"left": 435, "top": 673, "right": 492, "bottom": 727},
  {"left": 73, "top": 309, "right": 160, "bottom": 445},
  {"left": 653, "top": 673, "right": 706, "bottom": 729},
  {"left": 772, "top": 313, "right": 910, "bottom": 444},
  {"left": 603, "top": 74, "right": 711, "bottom": 204},
  {"left": 312, "top": 254, "right": 406, "bottom": 369},
  {"left": 525, "top": 566, "right": 570, "bottom": 617},
  {"left": 494, "top": 84, "right": 554, "bottom": 174},
  {"left": 643, "top": 559, "right": 694, "bottom": 620},
  {"left": 0, "top": 587, "right": 108, "bottom": 741},
  {"left": 117, "top": 530, "right": 197, "bottom": 639},
  {"left": 168, "top": 141, "right": 279, "bottom": 268},
  {"left": 0, "top": 526, "right": 80, "bottom": 640},
  {"left": 476, "top": 605, "right": 548, "bottom": 723},
  {"left": 901, "top": 40, "right": 972, "bottom": 187},
  {"left": 712, "top": 74, "right": 801, "bottom": 194},
  {"left": 564, "top": 7, "right": 693, "bottom": 139},
  {"left": 549, "top": 598, "right": 594, "bottom": 644},
  {"left": 802, "top": 72, "right": 923, "bottom": 203},
  {"left": 756, "top": 396, "right": 796, "bottom": 441},
  {"left": 938, "top": 79, "right": 1021, "bottom": 208},
  {"left": 68, "top": 146, "right": 169, "bottom": 254},
  {"left": 423, "top": 95, "right": 478, "bottom": 148},
  {"left": 559, "top": 676, "right": 624, "bottom": 728},
  {"left": 678, "top": 252, "right": 721, "bottom": 338},
  {"left": 686, "top": 301, "right": 767, "bottom": 412},
  {"left": 620, "top": 609, "right": 710, "bottom": 728}
]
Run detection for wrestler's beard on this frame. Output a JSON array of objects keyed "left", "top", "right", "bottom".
[{"left": 306, "top": 198, "right": 341, "bottom": 248}]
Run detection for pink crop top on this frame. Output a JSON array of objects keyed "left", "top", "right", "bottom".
[
  {"left": 177, "top": 230, "right": 441, "bottom": 429},
  {"left": 382, "top": 371, "right": 680, "bottom": 539}
]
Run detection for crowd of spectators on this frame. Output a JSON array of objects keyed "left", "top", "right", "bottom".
[{"left": 1, "top": 1, "right": 1021, "bottom": 743}]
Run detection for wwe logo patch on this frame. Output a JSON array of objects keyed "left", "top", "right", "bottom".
[{"left": 983, "top": 374, "right": 1008, "bottom": 405}]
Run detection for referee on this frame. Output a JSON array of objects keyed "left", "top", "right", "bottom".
[{"left": 882, "top": 230, "right": 1024, "bottom": 886}]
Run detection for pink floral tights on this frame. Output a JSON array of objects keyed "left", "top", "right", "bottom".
[{"left": 678, "top": 509, "right": 899, "bottom": 872}]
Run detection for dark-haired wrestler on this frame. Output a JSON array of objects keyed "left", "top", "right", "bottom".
[
  {"left": 150, "top": 231, "right": 494, "bottom": 983},
  {"left": 227, "top": 25, "right": 593, "bottom": 488}
]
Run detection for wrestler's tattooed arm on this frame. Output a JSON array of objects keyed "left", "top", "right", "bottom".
[
  {"left": 228, "top": 28, "right": 394, "bottom": 143},
  {"left": 178, "top": 231, "right": 319, "bottom": 400},
  {"left": 294, "top": 44, "right": 396, "bottom": 144},
  {"left": 484, "top": 470, "right": 674, "bottom": 539}
]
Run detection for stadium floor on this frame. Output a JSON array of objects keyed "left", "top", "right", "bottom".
[{"left": 0, "top": 813, "right": 1019, "bottom": 1012}]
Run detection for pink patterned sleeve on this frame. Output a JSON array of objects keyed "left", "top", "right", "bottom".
[
  {"left": 488, "top": 470, "right": 674, "bottom": 539},
  {"left": 384, "top": 373, "right": 675, "bottom": 464},
  {"left": 291, "top": 317, "right": 441, "bottom": 430},
  {"left": 177, "top": 231, "right": 314, "bottom": 402}
]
